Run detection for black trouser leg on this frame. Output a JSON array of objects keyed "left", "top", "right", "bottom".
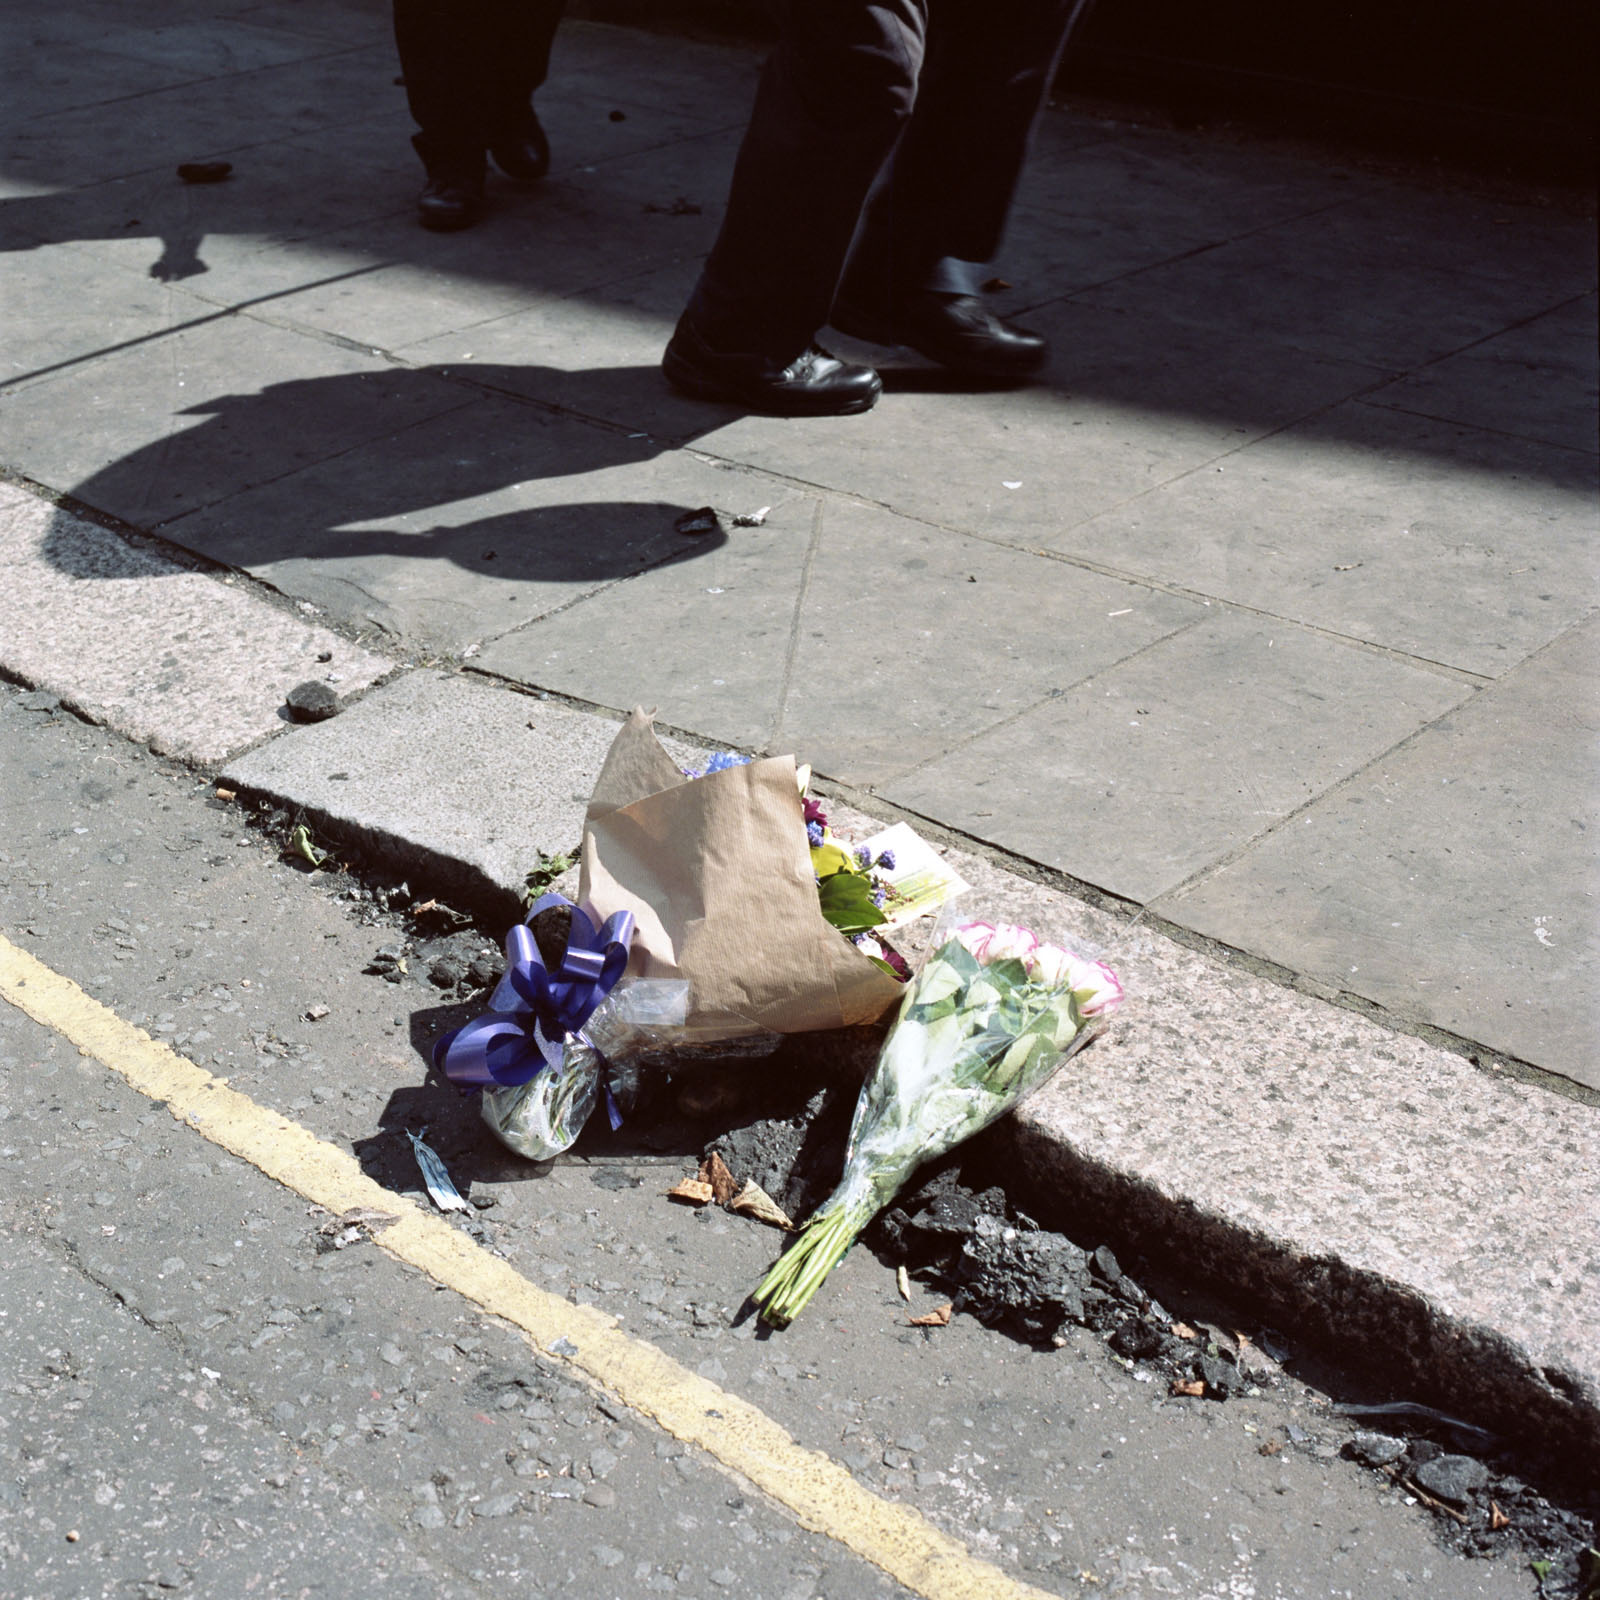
[
  {"left": 393, "top": 0, "right": 564, "bottom": 176},
  {"left": 841, "top": 0, "right": 1080, "bottom": 306},
  {"left": 683, "top": 0, "right": 928, "bottom": 357}
]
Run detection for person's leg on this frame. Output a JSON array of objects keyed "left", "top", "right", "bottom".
[
  {"left": 484, "top": 0, "right": 565, "bottom": 181},
  {"left": 681, "top": 0, "right": 928, "bottom": 360},
  {"left": 393, "top": 0, "right": 496, "bottom": 226},
  {"left": 394, "top": 0, "right": 490, "bottom": 181},
  {"left": 834, "top": 0, "right": 1080, "bottom": 372}
]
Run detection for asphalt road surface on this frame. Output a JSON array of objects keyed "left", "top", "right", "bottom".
[{"left": 0, "top": 680, "right": 1547, "bottom": 1600}]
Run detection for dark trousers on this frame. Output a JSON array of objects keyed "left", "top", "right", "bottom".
[
  {"left": 685, "top": 0, "right": 1079, "bottom": 356},
  {"left": 393, "top": 0, "right": 565, "bottom": 177}
]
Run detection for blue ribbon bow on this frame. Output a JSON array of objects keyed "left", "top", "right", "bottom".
[{"left": 433, "top": 894, "right": 635, "bottom": 1092}]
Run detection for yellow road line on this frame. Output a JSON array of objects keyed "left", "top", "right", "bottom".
[{"left": 0, "top": 934, "right": 1060, "bottom": 1600}]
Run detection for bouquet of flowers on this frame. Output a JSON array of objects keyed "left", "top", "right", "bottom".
[
  {"left": 751, "top": 919, "right": 1123, "bottom": 1326},
  {"left": 440, "top": 713, "right": 924, "bottom": 1162}
]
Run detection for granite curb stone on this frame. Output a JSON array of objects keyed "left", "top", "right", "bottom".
[{"left": 0, "top": 482, "right": 391, "bottom": 764}]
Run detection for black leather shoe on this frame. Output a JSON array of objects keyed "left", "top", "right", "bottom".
[
  {"left": 831, "top": 291, "right": 1048, "bottom": 378},
  {"left": 490, "top": 116, "right": 550, "bottom": 184},
  {"left": 417, "top": 175, "right": 482, "bottom": 231},
  {"left": 662, "top": 320, "right": 882, "bottom": 416}
]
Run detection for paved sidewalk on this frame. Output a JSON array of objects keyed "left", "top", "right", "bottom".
[
  {"left": 4, "top": 0, "right": 1593, "bottom": 1089},
  {"left": 2, "top": 0, "right": 1598, "bottom": 1456}
]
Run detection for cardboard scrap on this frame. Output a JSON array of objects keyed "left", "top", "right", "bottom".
[
  {"left": 908, "top": 1303, "right": 953, "bottom": 1327},
  {"left": 667, "top": 1178, "right": 714, "bottom": 1206},
  {"left": 728, "top": 1181, "right": 792, "bottom": 1230},
  {"left": 702, "top": 1152, "right": 738, "bottom": 1206}
]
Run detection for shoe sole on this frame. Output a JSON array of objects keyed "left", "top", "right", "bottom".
[{"left": 662, "top": 347, "right": 880, "bottom": 417}]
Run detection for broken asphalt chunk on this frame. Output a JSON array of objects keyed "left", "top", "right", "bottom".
[
  {"left": 285, "top": 680, "right": 340, "bottom": 722},
  {"left": 674, "top": 507, "right": 721, "bottom": 537}
]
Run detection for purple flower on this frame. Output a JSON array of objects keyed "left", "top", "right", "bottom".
[
  {"left": 875, "top": 849, "right": 896, "bottom": 872},
  {"left": 803, "top": 798, "right": 829, "bottom": 828},
  {"left": 704, "top": 750, "right": 751, "bottom": 774},
  {"left": 855, "top": 845, "right": 872, "bottom": 868},
  {"left": 871, "top": 886, "right": 887, "bottom": 908},
  {"left": 807, "top": 820, "right": 825, "bottom": 847}
]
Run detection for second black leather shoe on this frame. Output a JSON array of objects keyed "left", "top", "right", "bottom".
[
  {"left": 663, "top": 321, "right": 882, "bottom": 417},
  {"left": 831, "top": 291, "right": 1048, "bottom": 378},
  {"left": 417, "top": 175, "right": 482, "bottom": 231},
  {"left": 490, "top": 116, "right": 551, "bottom": 183}
]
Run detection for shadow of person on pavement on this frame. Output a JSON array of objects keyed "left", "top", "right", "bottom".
[{"left": 40, "top": 363, "right": 729, "bottom": 626}]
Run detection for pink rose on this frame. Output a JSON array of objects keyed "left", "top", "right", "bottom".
[
  {"left": 955, "top": 920, "right": 1040, "bottom": 967},
  {"left": 1032, "top": 942, "right": 1124, "bottom": 1016}
]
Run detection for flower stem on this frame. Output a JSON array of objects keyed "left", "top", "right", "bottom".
[{"left": 752, "top": 1205, "right": 866, "bottom": 1326}]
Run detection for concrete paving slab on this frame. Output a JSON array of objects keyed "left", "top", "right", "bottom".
[
  {"left": 1043, "top": 401, "right": 1599, "bottom": 678},
  {"left": 0, "top": 243, "right": 214, "bottom": 386},
  {"left": 1161, "top": 618, "right": 1600, "bottom": 1087},
  {"left": 1364, "top": 293, "right": 1599, "bottom": 455},
  {"left": 0, "top": 482, "right": 391, "bottom": 763},
  {"left": 990, "top": 132, "right": 1358, "bottom": 316},
  {"left": 1, "top": 134, "right": 410, "bottom": 296},
  {"left": 1075, "top": 200, "right": 1587, "bottom": 371},
  {"left": 154, "top": 387, "right": 745, "bottom": 651},
  {"left": 1014, "top": 124, "right": 1357, "bottom": 238},
  {"left": 0, "top": 42, "right": 395, "bottom": 190},
  {"left": 0, "top": 314, "right": 474, "bottom": 526},
  {"left": 488, "top": 496, "right": 1206, "bottom": 783},
  {"left": 0, "top": 41, "right": 201, "bottom": 125},
  {"left": 228, "top": 0, "right": 391, "bottom": 47},
  {"left": 1277, "top": 182, "right": 1599, "bottom": 296},
  {"left": 476, "top": 495, "right": 819, "bottom": 753},
  {"left": 774, "top": 503, "right": 1207, "bottom": 787},
  {"left": 702, "top": 298, "right": 1386, "bottom": 539},
  {"left": 219, "top": 669, "right": 623, "bottom": 917},
  {"left": 251, "top": 179, "right": 705, "bottom": 353},
  {"left": 391, "top": 257, "right": 710, "bottom": 435},
  {"left": 558, "top": 124, "right": 740, "bottom": 230},
  {"left": 980, "top": 198, "right": 1218, "bottom": 313},
  {"left": 88, "top": 16, "right": 346, "bottom": 77},
  {"left": 882, "top": 611, "right": 1470, "bottom": 904}
]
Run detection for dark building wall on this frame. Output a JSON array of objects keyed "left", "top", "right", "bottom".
[
  {"left": 568, "top": 0, "right": 1597, "bottom": 179},
  {"left": 1061, "top": 0, "right": 1596, "bottom": 176}
]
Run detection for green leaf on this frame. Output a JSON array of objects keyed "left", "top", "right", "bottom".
[
  {"left": 523, "top": 846, "right": 578, "bottom": 902},
  {"left": 991, "top": 1033, "right": 1039, "bottom": 1089},
  {"left": 289, "top": 824, "right": 327, "bottom": 867},
  {"left": 986, "top": 956, "right": 1030, "bottom": 989},
  {"left": 913, "top": 960, "right": 963, "bottom": 1008},
  {"left": 816, "top": 869, "right": 886, "bottom": 936},
  {"left": 935, "top": 938, "right": 982, "bottom": 981}
]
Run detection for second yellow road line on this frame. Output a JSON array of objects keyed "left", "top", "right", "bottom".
[{"left": 0, "top": 934, "right": 1061, "bottom": 1600}]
